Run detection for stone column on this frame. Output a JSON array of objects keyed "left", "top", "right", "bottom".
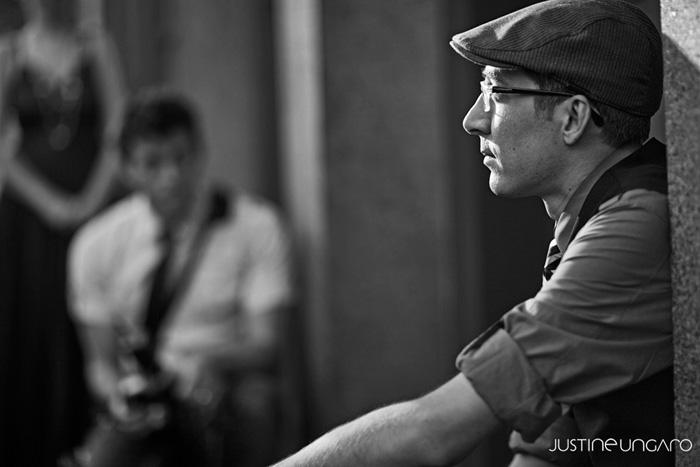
[
  {"left": 274, "top": 0, "right": 467, "bottom": 433},
  {"left": 273, "top": 0, "right": 331, "bottom": 434},
  {"left": 659, "top": 1, "right": 700, "bottom": 465}
]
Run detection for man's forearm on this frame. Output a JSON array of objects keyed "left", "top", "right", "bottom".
[
  {"left": 272, "top": 400, "right": 438, "bottom": 467},
  {"left": 272, "top": 374, "right": 502, "bottom": 467}
]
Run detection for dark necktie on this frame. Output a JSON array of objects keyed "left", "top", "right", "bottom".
[
  {"left": 132, "top": 231, "right": 175, "bottom": 374},
  {"left": 143, "top": 231, "right": 175, "bottom": 348},
  {"left": 543, "top": 238, "right": 562, "bottom": 282}
]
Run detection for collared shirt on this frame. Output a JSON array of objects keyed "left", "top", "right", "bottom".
[
  {"left": 69, "top": 186, "right": 294, "bottom": 391},
  {"left": 455, "top": 143, "right": 672, "bottom": 442}
]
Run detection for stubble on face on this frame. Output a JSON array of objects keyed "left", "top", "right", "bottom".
[{"left": 479, "top": 69, "right": 562, "bottom": 200}]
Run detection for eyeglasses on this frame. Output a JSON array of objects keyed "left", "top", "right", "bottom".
[{"left": 479, "top": 81, "right": 604, "bottom": 126}]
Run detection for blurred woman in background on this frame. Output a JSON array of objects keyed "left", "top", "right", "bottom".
[{"left": 0, "top": 0, "right": 125, "bottom": 465}]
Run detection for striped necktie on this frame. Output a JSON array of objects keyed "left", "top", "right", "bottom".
[{"left": 543, "top": 238, "right": 562, "bottom": 282}]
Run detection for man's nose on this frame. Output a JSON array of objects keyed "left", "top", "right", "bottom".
[
  {"left": 155, "top": 160, "right": 183, "bottom": 188},
  {"left": 462, "top": 98, "right": 490, "bottom": 136}
]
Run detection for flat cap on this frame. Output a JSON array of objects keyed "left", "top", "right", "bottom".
[{"left": 450, "top": 0, "right": 663, "bottom": 117}]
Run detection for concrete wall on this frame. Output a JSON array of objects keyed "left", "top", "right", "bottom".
[
  {"left": 162, "top": 0, "right": 280, "bottom": 202},
  {"left": 276, "top": 0, "right": 467, "bottom": 427},
  {"left": 660, "top": 1, "right": 700, "bottom": 466}
]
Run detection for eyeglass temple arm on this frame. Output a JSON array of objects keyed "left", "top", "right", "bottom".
[{"left": 491, "top": 87, "right": 604, "bottom": 126}]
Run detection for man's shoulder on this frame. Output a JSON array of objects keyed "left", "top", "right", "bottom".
[
  {"left": 598, "top": 139, "right": 669, "bottom": 218},
  {"left": 598, "top": 188, "right": 668, "bottom": 217},
  {"left": 573, "top": 139, "right": 667, "bottom": 239},
  {"left": 229, "top": 190, "right": 286, "bottom": 230},
  {"left": 74, "top": 194, "right": 151, "bottom": 248}
]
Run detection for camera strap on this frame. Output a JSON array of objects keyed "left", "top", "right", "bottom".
[{"left": 133, "top": 188, "right": 230, "bottom": 374}]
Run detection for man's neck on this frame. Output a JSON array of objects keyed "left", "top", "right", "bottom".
[{"left": 154, "top": 183, "right": 211, "bottom": 237}]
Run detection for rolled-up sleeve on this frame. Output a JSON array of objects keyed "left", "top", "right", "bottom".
[
  {"left": 240, "top": 202, "right": 295, "bottom": 315},
  {"left": 456, "top": 190, "right": 673, "bottom": 442},
  {"left": 456, "top": 323, "right": 562, "bottom": 440}
]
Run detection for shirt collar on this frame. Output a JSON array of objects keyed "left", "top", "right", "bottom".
[{"left": 148, "top": 181, "right": 213, "bottom": 244}]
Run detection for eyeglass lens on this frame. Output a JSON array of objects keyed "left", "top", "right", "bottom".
[{"left": 480, "top": 82, "right": 492, "bottom": 112}]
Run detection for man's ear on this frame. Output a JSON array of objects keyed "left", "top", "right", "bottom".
[{"left": 559, "top": 96, "right": 598, "bottom": 145}]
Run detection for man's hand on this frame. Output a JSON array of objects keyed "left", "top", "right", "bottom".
[{"left": 108, "top": 372, "right": 175, "bottom": 434}]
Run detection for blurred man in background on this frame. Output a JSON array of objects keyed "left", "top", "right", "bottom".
[{"left": 69, "top": 89, "right": 295, "bottom": 467}]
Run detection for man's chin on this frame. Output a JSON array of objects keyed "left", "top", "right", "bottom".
[
  {"left": 489, "top": 178, "right": 503, "bottom": 196},
  {"left": 489, "top": 180, "right": 518, "bottom": 198},
  {"left": 151, "top": 199, "right": 187, "bottom": 222}
]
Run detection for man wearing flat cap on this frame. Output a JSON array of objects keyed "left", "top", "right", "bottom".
[{"left": 272, "top": 1, "right": 673, "bottom": 466}]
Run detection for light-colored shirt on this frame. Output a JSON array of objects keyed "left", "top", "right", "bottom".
[
  {"left": 455, "top": 146, "right": 672, "bottom": 442},
  {"left": 69, "top": 187, "right": 294, "bottom": 392}
]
